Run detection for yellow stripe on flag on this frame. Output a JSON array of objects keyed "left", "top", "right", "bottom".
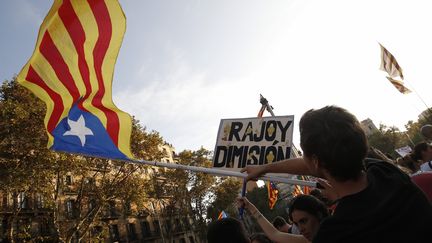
[
  {"left": 71, "top": 0, "right": 107, "bottom": 127},
  {"left": 102, "top": 0, "right": 132, "bottom": 158}
]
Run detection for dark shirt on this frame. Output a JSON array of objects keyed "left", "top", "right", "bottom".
[{"left": 313, "top": 159, "right": 432, "bottom": 243}]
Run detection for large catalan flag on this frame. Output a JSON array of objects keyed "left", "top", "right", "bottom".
[{"left": 17, "top": 0, "right": 133, "bottom": 160}]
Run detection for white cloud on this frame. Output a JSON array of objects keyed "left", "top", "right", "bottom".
[
  {"left": 115, "top": 47, "right": 255, "bottom": 152},
  {"left": 114, "top": 0, "right": 432, "bottom": 153}
]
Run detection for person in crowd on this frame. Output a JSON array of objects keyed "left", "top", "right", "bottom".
[
  {"left": 309, "top": 189, "right": 330, "bottom": 206},
  {"left": 272, "top": 216, "right": 291, "bottom": 233},
  {"left": 250, "top": 233, "right": 273, "bottom": 243},
  {"left": 308, "top": 188, "right": 337, "bottom": 214},
  {"left": 420, "top": 124, "right": 432, "bottom": 141},
  {"left": 273, "top": 215, "right": 301, "bottom": 234},
  {"left": 412, "top": 142, "right": 432, "bottom": 172},
  {"left": 411, "top": 171, "right": 432, "bottom": 202},
  {"left": 237, "top": 197, "right": 311, "bottom": 243},
  {"left": 206, "top": 217, "right": 250, "bottom": 243},
  {"left": 288, "top": 195, "right": 329, "bottom": 242},
  {"left": 366, "top": 146, "right": 393, "bottom": 163},
  {"left": 395, "top": 154, "right": 419, "bottom": 174},
  {"left": 241, "top": 105, "right": 432, "bottom": 243}
]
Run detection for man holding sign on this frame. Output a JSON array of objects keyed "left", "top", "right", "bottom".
[{"left": 241, "top": 105, "right": 432, "bottom": 243}]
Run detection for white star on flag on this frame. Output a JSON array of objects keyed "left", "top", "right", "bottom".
[{"left": 63, "top": 115, "right": 94, "bottom": 146}]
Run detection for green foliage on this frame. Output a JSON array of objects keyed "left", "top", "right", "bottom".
[
  {"left": 206, "top": 177, "right": 241, "bottom": 220},
  {"left": 154, "top": 147, "right": 216, "bottom": 240},
  {"left": 0, "top": 78, "right": 166, "bottom": 242},
  {"left": 368, "top": 109, "right": 432, "bottom": 160},
  {"left": 367, "top": 124, "right": 404, "bottom": 158},
  {"left": 246, "top": 185, "right": 289, "bottom": 223}
]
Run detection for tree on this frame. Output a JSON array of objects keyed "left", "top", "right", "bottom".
[
  {"left": 0, "top": 78, "right": 167, "bottom": 242},
  {"left": 206, "top": 177, "right": 242, "bottom": 221},
  {"left": 246, "top": 185, "right": 289, "bottom": 222},
  {"left": 367, "top": 124, "right": 405, "bottom": 159},
  {"left": 152, "top": 147, "right": 216, "bottom": 241},
  {"left": 0, "top": 78, "right": 61, "bottom": 241}
]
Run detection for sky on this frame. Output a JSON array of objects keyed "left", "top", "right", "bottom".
[{"left": 1, "top": 0, "right": 432, "bottom": 153}]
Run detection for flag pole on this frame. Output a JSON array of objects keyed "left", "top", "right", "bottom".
[
  {"left": 403, "top": 79, "right": 432, "bottom": 118},
  {"left": 128, "top": 158, "right": 317, "bottom": 187},
  {"left": 260, "top": 94, "right": 275, "bottom": 117},
  {"left": 378, "top": 43, "right": 432, "bottom": 121},
  {"left": 240, "top": 94, "right": 277, "bottom": 218},
  {"left": 260, "top": 94, "right": 318, "bottom": 193}
]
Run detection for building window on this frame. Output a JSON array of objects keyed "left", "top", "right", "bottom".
[
  {"left": 89, "top": 198, "right": 96, "bottom": 211},
  {"left": 175, "top": 218, "right": 182, "bottom": 232},
  {"left": 39, "top": 218, "right": 50, "bottom": 236},
  {"left": 189, "top": 236, "right": 195, "bottom": 243},
  {"left": 65, "top": 175, "right": 73, "bottom": 185},
  {"left": 127, "top": 223, "right": 137, "bottom": 240},
  {"left": 36, "top": 194, "right": 44, "bottom": 208},
  {"left": 17, "top": 192, "right": 28, "bottom": 209},
  {"left": 123, "top": 200, "right": 131, "bottom": 215},
  {"left": 183, "top": 218, "right": 190, "bottom": 230},
  {"left": 108, "top": 200, "right": 117, "bottom": 217},
  {"left": 1, "top": 194, "right": 8, "bottom": 209},
  {"left": 66, "top": 200, "right": 76, "bottom": 218},
  {"left": 164, "top": 220, "right": 171, "bottom": 233},
  {"left": 140, "top": 221, "right": 151, "bottom": 237},
  {"left": 153, "top": 220, "right": 160, "bottom": 235},
  {"left": 179, "top": 238, "right": 186, "bottom": 243},
  {"left": 109, "top": 224, "right": 120, "bottom": 242}
]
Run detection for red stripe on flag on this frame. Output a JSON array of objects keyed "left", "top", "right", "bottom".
[
  {"left": 26, "top": 66, "right": 65, "bottom": 133},
  {"left": 58, "top": 0, "right": 92, "bottom": 111},
  {"left": 39, "top": 32, "right": 81, "bottom": 103},
  {"left": 89, "top": 0, "right": 120, "bottom": 145}
]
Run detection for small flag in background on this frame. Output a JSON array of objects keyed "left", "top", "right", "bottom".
[
  {"left": 267, "top": 181, "right": 279, "bottom": 210},
  {"left": 218, "top": 211, "right": 228, "bottom": 220},
  {"left": 17, "top": 0, "right": 133, "bottom": 160},
  {"left": 301, "top": 175, "right": 311, "bottom": 195},
  {"left": 386, "top": 77, "right": 411, "bottom": 94},
  {"left": 257, "top": 105, "right": 266, "bottom": 117},
  {"left": 292, "top": 184, "right": 303, "bottom": 197},
  {"left": 379, "top": 43, "right": 404, "bottom": 80},
  {"left": 379, "top": 43, "right": 411, "bottom": 95}
]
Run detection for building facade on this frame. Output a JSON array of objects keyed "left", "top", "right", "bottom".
[{"left": 0, "top": 143, "right": 201, "bottom": 243}]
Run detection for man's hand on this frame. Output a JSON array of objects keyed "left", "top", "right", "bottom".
[
  {"left": 237, "top": 197, "right": 258, "bottom": 214},
  {"left": 241, "top": 165, "right": 268, "bottom": 181}
]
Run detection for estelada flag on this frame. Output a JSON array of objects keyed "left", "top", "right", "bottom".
[
  {"left": 379, "top": 43, "right": 404, "bottom": 80},
  {"left": 292, "top": 184, "right": 303, "bottom": 197},
  {"left": 17, "top": 0, "right": 133, "bottom": 160},
  {"left": 267, "top": 181, "right": 279, "bottom": 210},
  {"left": 217, "top": 211, "right": 228, "bottom": 220},
  {"left": 386, "top": 77, "right": 411, "bottom": 94},
  {"left": 301, "top": 175, "right": 311, "bottom": 195}
]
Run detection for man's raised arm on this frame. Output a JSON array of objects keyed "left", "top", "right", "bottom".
[{"left": 241, "top": 157, "right": 313, "bottom": 181}]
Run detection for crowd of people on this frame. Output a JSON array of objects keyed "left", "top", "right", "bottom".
[{"left": 206, "top": 105, "right": 432, "bottom": 243}]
